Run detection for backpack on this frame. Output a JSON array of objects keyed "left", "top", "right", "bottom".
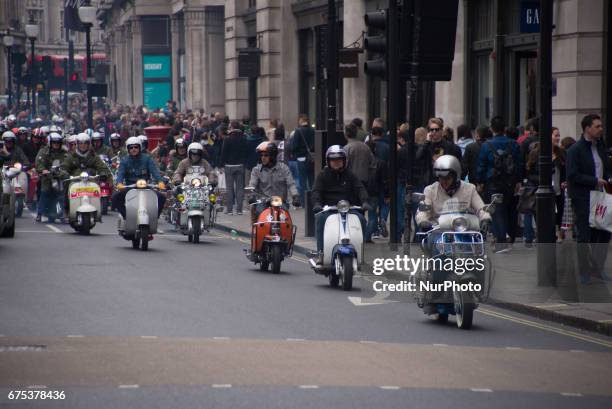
[{"left": 486, "top": 142, "right": 516, "bottom": 188}]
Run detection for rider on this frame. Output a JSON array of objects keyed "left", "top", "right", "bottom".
[
  {"left": 112, "top": 136, "right": 166, "bottom": 226},
  {"left": 172, "top": 142, "right": 217, "bottom": 186},
  {"left": 247, "top": 141, "right": 300, "bottom": 221},
  {"left": 311, "top": 145, "right": 369, "bottom": 262},
  {"left": 168, "top": 138, "right": 188, "bottom": 173},
  {"left": 22, "top": 127, "right": 45, "bottom": 164},
  {"left": 60, "top": 133, "right": 111, "bottom": 178},
  {"left": 109, "top": 132, "right": 127, "bottom": 158},
  {"left": 0, "top": 130, "right": 30, "bottom": 166},
  {"left": 66, "top": 134, "right": 78, "bottom": 154},
  {"left": 35, "top": 132, "right": 68, "bottom": 223},
  {"left": 415, "top": 155, "right": 491, "bottom": 248},
  {"left": 92, "top": 131, "right": 114, "bottom": 160},
  {"left": 138, "top": 134, "right": 150, "bottom": 154}
]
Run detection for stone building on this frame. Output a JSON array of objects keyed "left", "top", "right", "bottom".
[{"left": 0, "top": 0, "right": 26, "bottom": 103}]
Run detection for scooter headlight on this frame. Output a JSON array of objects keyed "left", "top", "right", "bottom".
[
  {"left": 79, "top": 171, "right": 89, "bottom": 181},
  {"left": 271, "top": 196, "right": 283, "bottom": 207},
  {"left": 452, "top": 217, "right": 468, "bottom": 232},
  {"left": 136, "top": 179, "right": 147, "bottom": 189},
  {"left": 209, "top": 193, "right": 216, "bottom": 203},
  {"left": 12, "top": 162, "right": 22, "bottom": 172},
  {"left": 191, "top": 178, "right": 202, "bottom": 187},
  {"left": 177, "top": 194, "right": 185, "bottom": 203},
  {"left": 337, "top": 200, "right": 350, "bottom": 213}
]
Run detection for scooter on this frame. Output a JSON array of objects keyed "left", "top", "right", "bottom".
[
  {"left": 65, "top": 172, "right": 102, "bottom": 235},
  {"left": 11, "top": 164, "right": 28, "bottom": 217},
  {"left": 27, "top": 167, "right": 38, "bottom": 211},
  {"left": 46, "top": 162, "right": 65, "bottom": 223},
  {"left": 0, "top": 163, "right": 20, "bottom": 238},
  {"left": 176, "top": 172, "right": 217, "bottom": 243},
  {"left": 118, "top": 180, "right": 162, "bottom": 251},
  {"left": 98, "top": 155, "right": 113, "bottom": 215},
  {"left": 411, "top": 193, "right": 501, "bottom": 329},
  {"left": 309, "top": 200, "right": 363, "bottom": 290},
  {"left": 244, "top": 188, "right": 296, "bottom": 274}
]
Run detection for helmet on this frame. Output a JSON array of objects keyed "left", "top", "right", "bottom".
[
  {"left": 325, "top": 145, "right": 347, "bottom": 169},
  {"left": 187, "top": 142, "right": 204, "bottom": 158},
  {"left": 126, "top": 136, "right": 142, "bottom": 151},
  {"left": 92, "top": 132, "right": 103, "bottom": 141},
  {"left": 17, "top": 127, "right": 29, "bottom": 135},
  {"left": 2, "top": 130, "right": 16, "bottom": 141},
  {"left": 6, "top": 114, "right": 16, "bottom": 123},
  {"left": 49, "top": 132, "right": 63, "bottom": 144},
  {"left": 67, "top": 134, "right": 77, "bottom": 144},
  {"left": 433, "top": 155, "right": 462, "bottom": 180},
  {"left": 175, "top": 138, "right": 187, "bottom": 149},
  {"left": 76, "top": 133, "right": 91, "bottom": 144},
  {"left": 110, "top": 132, "right": 121, "bottom": 141},
  {"left": 138, "top": 134, "right": 148, "bottom": 150},
  {"left": 40, "top": 126, "right": 50, "bottom": 135},
  {"left": 256, "top": 141, "right": 279, "bottom": 160},
  {"left": 51, "top": 114, "right": 60, "bottom": 123}
]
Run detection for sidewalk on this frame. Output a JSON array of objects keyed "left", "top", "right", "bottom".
[{"left": 214, "top": 208, "right": 612, "bottom": 336}]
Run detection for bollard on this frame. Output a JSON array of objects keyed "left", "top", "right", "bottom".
[{"left": 305, "top": 190, "right": 315, "bottom": 237}]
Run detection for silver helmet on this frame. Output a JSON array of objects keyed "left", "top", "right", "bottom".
[{"left": 433, "top": 155, "right": 462, "bottom": 180}]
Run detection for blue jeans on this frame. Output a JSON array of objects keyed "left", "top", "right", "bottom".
[
  {"left": 288, "top": 160, "right": 300, "bottom": 190},
  {"left": 366, "top": 196, "right": 379, "bottom": 241},
  {"left": 485, "top": 186, "right": 514, "bottom": 244},
  {"left": 37, "top": 190, "right": 63, "bottom": 218},
  {"left": 296, "top": 159, "right": 313, "bottom": 203},
  {"left": 523, "top": 213, "right": 534, "bottom": 242},
  {"left": 397, "top": 184, "right": 406, "bottom": 237},
  {"left": 224, "top": 164, "right": 245, "bottom": 213},
  {"left": 316, "top": 209, "right": 366, "bottom": 252}
]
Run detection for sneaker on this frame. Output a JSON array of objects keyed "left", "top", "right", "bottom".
[
  {"left": 525, "top": 241, "right": 534, "bottom": 248},
  {"left": 35, "top": 215, "right": 42, "bottom": 223},
  {"left": 372, "top": 233, "right": 382, "bottom": 239},
  {"left": 236, "top": 211, "right": 243, "bottom": 216},
  {"left": 380, "top": 223, "right": 389, "bottom": 238},
  {"left": 494, "top": 244, "right": 510, "bottom": 254}
]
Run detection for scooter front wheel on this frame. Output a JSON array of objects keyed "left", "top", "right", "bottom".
[
  {"left": 140, "top": 225, "right": 150, "bottom": 251},
  {"left": 341, "top": 255, "right": 354, "bottom": 291},
  {"left": 454, "top": 289, "right": 475, "bottom": 329},
  {"left": 79, "top": 213, "right": 91, "bottom": 235},
  {"left": 270, "top": 245, "right": 282, "bottom": 274}
]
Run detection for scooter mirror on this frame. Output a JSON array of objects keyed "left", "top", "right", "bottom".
[
  {"left": 491, "top": 193, "right": 504, "bottom": 204},
  {"left": 418, "top": 203, "right": 431, "bottom": 212},
  {"left": 244, "top": 186, "right": 255, "bottom": 192},
  {"left": 411, "top": 192, "right": 425, "bottom": 203}
]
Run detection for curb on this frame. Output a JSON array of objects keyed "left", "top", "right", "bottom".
[
  {"left": 486, "top": 298, "right": 612, "bottom": 337},
  {"left": 215, "top": 222, "right": 612, "bottom": 338}
]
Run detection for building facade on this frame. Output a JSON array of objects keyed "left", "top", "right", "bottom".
[{"left": 0, "top": 0, "right": 26, "bottom": 102}]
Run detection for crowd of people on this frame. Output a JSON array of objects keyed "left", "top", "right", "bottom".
[{"left": 1, "top": 98, "right": 611, "bottom": 282}]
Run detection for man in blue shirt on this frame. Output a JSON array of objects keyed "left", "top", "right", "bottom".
[
  {"left": 477, "top": 116, "right": 522, "bottom": 253},
  {"left": 112, "top": 136, "right": 166, "bottom": 220}
]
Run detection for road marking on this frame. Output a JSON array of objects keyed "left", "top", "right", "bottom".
[
  {"left": 359, "top": 340, "right": 377, "bottom": 344},
  {"left": 140, "top": 336, "right": 157, "bottom": 339},
  {"left": 212, "top": 384, "right": 232, "bottom": 388},
  {"left": 118, "top": 384, "right": 139, "bottom": 389},
  {"left": 45, "top": 224, "right": 63, "bottom": 233},
  {"left": 597, "top": 319, "right": 612, "bottom": 323},
  {"left": 560, "top": 392, "right": 582, "bottom": 397},
  {"left": 379, "top": 386, "right": 401, "bottom": 390},
  {"left": 533, "top": 303, "right": 568, "bottom": 309},
  {"left": 505, "top": 346, "right": 522, "bottom": 350},
  {"left": 16, "top": 230, "right": 58, "bottom": 233},
  {"left": 27, "top": 385, "right": 47, "bottom": 389},
  {"left": 213, "top": 337, "right": 230, "bottom": 340},
  {"left": 470, "top": 388, "right": 493, "bottom": 393},
  {"left": 286, "top": 338, "right": 305, "bottom": 342},
  {"left": 298, "top": 385, "right": 319, "bottom": 389},
  {"left": 478, "top": 308, "right": 612, "bottom": 349},
  {"left": 66, "top": 335, "right": 84, "bottom": 338},
  {"left": 433, "top": 343, "right": 448, "bottom": 347}
]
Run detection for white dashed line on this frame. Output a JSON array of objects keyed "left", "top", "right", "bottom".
[
  {"left": 470, "top": 388, "right": 493, "bottom": 393},
  {"left": 213, "top": 337, "right": 230, "bottom": 340},
  {"left": 286, "top": 338, "right": 305, "bottom": 342},
  {"left": 560, "top": 392, "right": 583, "bottom": 397},
  {"left": 505, "top": 346, "right": 522, "bottom": 350},
  {"left": 212, "top": 384, "right": 232, "bottom": 388},
  {"left": 140, "top": 336, "right": 157, "bottom": 339},
  {"left": 45, "top": 224, "right": 63, "bottom": 233},
  {"left": 118, "top": 385, "right": 139, "bottom": 389},
  {"left": 569, "top": 349, "right": 585, "bottom": 353},
  {"left": 299, "top": 385, "right": 319, "bottom": 389},
  {"left": 379, "top": 386, "right": 401, "bottom": 390},
  {"left": 66, "top": 335, "right": 84, "bottom": 338},
  {"left": 433, "top": 343, "right": 448, "bottom": 347},
  {"left": 359, "top": 340, "right": 377, "bottom": 344}
]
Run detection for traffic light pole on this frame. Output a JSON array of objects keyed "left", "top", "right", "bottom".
[
  {"left": 326, "top": 0, "right": 338, "bottom": 145},
  {"left": 29, "top": 37, "right": 36, "bottom": 117},
  {"left": 85, "top": 23, "right": 93, "bottom": 129},
  {"left": 387, "top": 0, "right": 400, "bottom": 246},
  {"left": 536, "top": 0, "right": 556, "bottom": 286},
  {"left": 6, "top": 45, "right": 12, "bottom": 112}
]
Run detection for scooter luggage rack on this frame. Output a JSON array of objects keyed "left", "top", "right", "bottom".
[{"left": 437, "top": 231, "right": 485, "bottom": 257}]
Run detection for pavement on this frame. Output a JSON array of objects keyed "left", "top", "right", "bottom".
[
  {"left": 215, "top": 208, "right": 612, "bottom": 336},
  {"left": 0, "top": 210, "right": 611, "bottom": 408}
]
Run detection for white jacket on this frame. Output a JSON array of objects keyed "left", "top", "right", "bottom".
[{"left": 415, "top": 181, "right": 492, "bottom": 226}]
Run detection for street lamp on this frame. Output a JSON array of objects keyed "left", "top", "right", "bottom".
[
  {"left": 78, "top": 5, "right": 96, "bottom": 129},
  {"left": 25, "top": 24, "right": 39, "bottom": 116},
  {"left": 2, "top": 34, "right": 14, "bottom": 112}
]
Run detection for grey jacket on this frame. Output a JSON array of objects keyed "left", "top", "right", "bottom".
[
  {"left": 172, "top": 157, "right": 217, "bottom": 185},
  {"left": 344, "top": 139, "right": 375, "bottom": 184},
  {"left": 248, "top": 162, "right": 299, "bottom": 202}
]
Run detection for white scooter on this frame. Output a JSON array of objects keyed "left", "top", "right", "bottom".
[
  {"left": 177, "top": 171, "right": 216, "bottom": 243},
  {"left": 309, "top": 200, "right": 363, "bottom": 291},
  {"left": 65, "top": 172, "right": 102, "bottom": 235},
  {"left": 0, "top": 162, "right": 21, "bottom": 238},
  {"left": 118, "top": 180, "right": 161, "bottom": 251},
  {"left": 11, "top": 164, "right": 28, "bottom": 217}
]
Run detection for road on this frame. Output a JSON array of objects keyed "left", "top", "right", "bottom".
[{"left": 0, "top": 210, "right": 611, "bottom": 409}]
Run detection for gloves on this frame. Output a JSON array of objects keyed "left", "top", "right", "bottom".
[
  {"left": 361, "top": 202, "right": 371, "bottom": 212},
  {"left": 116, "top": 183, "right": 125, "bottom": 191},
  {"left": 292, "top": 196, "right": 301, "bottom": 208},
  {"left": 419, "top": 220, "right": 433, "bottom": 230},
  {"left": 312, "top": 205, "right": 322, "bottom": 213},
  {"left": 158, "top": 182, "right": 166, "bottom": 190},
  {"left": 480, "top": 219, "right": 491, "bottom": 235}
]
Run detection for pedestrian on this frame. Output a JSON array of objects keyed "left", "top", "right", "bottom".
[
  {"left": 351, "top": 117, "right": 368, "bottom": 142},
  {"left": 456, "top": 124, "right": 473, "bottom": 156},
  {"left": 424, "top": 118, "right": 462, "bottom": 170},
  {"left": 288, "top": 114, "right": 315, "bottom": 204},
  {"left": 566, "top": 114, "right": 612, "bottom": 284},
  {"left": 551, "top": 130, "right": 567, "bottom": 242},
  {"left": 366, "top": 126, "right": 390, "bottom": 239},
  {"left": 344, "top": 122, "right": 375, "bottom": 188},
  {"left": 462, "top": 126, "right": 492, "bottom": 184},
  {"left": 477, "top": 116, "right": 522, "bottom": 253},
  {"left": 220, "top": 120, "right": 248, "bottom": 215}
]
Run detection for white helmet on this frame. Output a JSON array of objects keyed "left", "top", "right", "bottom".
[
  {"left": 92, "top": 132, "right": 103, "bottom": 141},
  {"left": 51, "top": 114, "right": 60, "bottom": 123},
  {"left": 40, "top": 125, "right": 50, "bottom": 135},
  {"left": 187, "top": 142, "right": 204, "bottom": 156},
  {"left": 2, "top": 130, "right": 16, "bottom": 141},
  {"left": 433, "top": 155, "right": 462, "bottom": 180},
  {"left": 76, "top": 133, "right": 91, "bottom": 144},
  {"left": 126, "top": 136, "right": 142, "bottom": 150},
  {"left": 48, "top": 132, "right": 63, "bottom": 145},
  {"left": 67, "top": 134, "right": 77, "bottom": 144}
]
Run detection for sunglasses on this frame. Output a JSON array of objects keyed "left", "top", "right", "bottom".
[
  {"left": 429, "top": 128, "right": 441, "bottom": 133},
  {"left": 260, "top": 153, "right": 270, "bottom": 157},
  {"left": 128, "top": 145, "right": 140, "bottom": 150}
]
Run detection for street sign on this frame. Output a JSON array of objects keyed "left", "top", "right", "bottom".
[
  {"left": 339, "top": 48, "right": 361, "bottom": 78},
  {"left": 143, "top": 82, "right": 171, "bottom": 109},
  {"left": 87, "top": 83, "right": 107, "bottom": 97},
  {"left": 521, "top": 1, "right": 540, "bottom": 33},
  {"left": 237, "top": 48, "right": 261, "bottom": 78},
  {"left": 143, "top": 55, "right": 171, "bottom": 79}
]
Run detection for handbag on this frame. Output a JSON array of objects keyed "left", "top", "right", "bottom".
[
  {"left": 295, "top": 128, "right": 315, "bottom": 166},
  {"left": 517, "top": 186, "right": 537, "bottom": 214},
  {"left": 589, "top": 190, "right": 612, "bottom": 233},
  {"left": 561, "top": 188, "right": 574, "bottom": 230},
  {"left": 216, "top": 168, "right": 226, "bottom": 190}
]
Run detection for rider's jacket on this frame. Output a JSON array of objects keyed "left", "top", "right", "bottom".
[
  {"left": 35, "top": 147, "right": 67, "bottom": 192},
  {"left": 172, "top": 157, "right": 217, "bottom": 185},
  {"left": 248, "top": 162, "right": 298, "bottom": 203},
  {"left": 311, "top": 166, "right": 369, "bottom": 208},
  {"left": 0, "top": 145, "right": 30, "bottom": 167},
  {"left": 61, "top": 150, "right": 112, "bottom": 179},
  {"left": 94, "top": 145, "right": 114, "bottom": 160},
  {"left": 116, "top": 153, "right": 162, "bottom": 185},
  {"left": 415, "top": 180, "right": 491, "bottom": 227}
]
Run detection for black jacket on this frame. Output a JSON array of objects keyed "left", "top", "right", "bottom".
[
  {"left": 311, "top": 167, "right": 369, "bottom": 208},
  {"left": 566, "top": 136, "right": 612, "bottom": 200},
  {"left": 220, "top": 130, "right": 247, "bottom": 166},
  {"left": 289, "top": 126, "right": 314, "bottom": 158},
  {"left": 462, "top": 140, "right": 486, "bottom": 183}
]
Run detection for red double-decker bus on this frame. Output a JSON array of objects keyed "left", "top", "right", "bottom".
[{"left": 28, "top": 53, "right": 108, "bottom": 89}]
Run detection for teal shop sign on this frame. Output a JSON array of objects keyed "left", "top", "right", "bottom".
[
  {"left": 143, "top": 55, "right": 171, "bottom": 79},
  {"left": 143, "top": 82, "right": 171, "bottom": 109}
]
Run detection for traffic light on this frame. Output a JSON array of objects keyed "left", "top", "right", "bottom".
[
  {"left": 69, "top": 72, "right": 82, "bottom": 92},
  {"left": 363, "top": 9, "right": 388, "bottom": 78}
]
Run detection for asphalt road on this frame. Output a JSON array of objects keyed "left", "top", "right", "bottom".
[{"left": 0, "top": 210, "right": 611, "bottom": 409}]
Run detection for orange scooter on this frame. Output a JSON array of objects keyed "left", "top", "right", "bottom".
[{"left": 244, "top": 189, "right": 297, "bottom": 274}]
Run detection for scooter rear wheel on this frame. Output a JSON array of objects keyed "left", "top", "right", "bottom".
[{"left": 79, "top": 213, "right": 91, "bottom": 235}]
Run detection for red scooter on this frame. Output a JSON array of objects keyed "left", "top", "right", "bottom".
[{"left": 99, "top": 177, "right": 112, "bottom": 216}]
